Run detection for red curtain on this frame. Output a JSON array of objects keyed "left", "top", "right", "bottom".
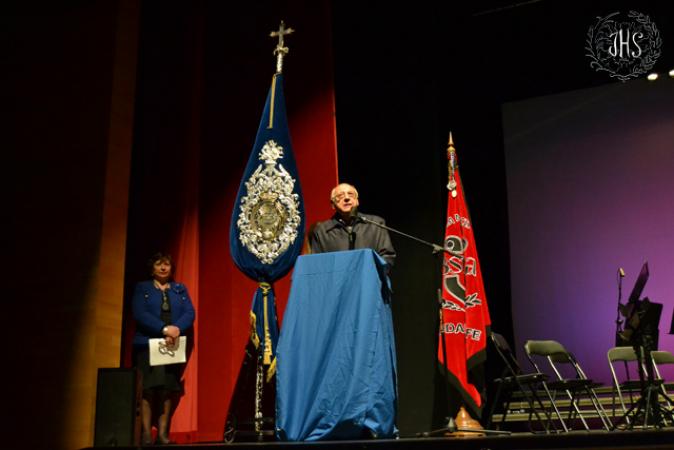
[{"left": 123, "top": 2, "right": 339, "bottom": 442}]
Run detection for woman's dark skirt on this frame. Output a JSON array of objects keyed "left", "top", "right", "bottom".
[{"left": 135, "top": 347, "right": 183, "bottom": 393}]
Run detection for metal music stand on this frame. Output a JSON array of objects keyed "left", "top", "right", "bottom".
[
  {"left": 613, "top": 263, "right": 671, "bottom": 429},
  {"left": 615, "top": 263, "right": 649, "bottom": 347}
]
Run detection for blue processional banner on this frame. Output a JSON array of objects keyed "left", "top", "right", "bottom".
[{"left": 229, "top": 73, "right": 305, "bottom": 378}]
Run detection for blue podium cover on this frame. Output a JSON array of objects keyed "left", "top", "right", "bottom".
[{"left": 276, "top": 249, "right": 398, "bottom": 441}]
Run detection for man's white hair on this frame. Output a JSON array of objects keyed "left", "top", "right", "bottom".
[{"left": 330, "top": 183, "right": 359, "bottom": 204}]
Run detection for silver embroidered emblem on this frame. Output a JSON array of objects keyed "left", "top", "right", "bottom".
[{"left": 237, "top": 140, "right": 301, "bottom": 264}]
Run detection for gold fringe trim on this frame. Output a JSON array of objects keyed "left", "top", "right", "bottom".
[
  {"left": 259, "top": 282, "right": 273, "bottom": 366},
  {"left": 266, "top": 357, "right": 277, "bottom": 382},
  {"left": 249, "top": 310, "right": 260, "bottom": 349}
]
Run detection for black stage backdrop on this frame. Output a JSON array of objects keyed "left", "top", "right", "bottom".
[{"left": 331, "top": 0, "right": 673, "bottom": 435}]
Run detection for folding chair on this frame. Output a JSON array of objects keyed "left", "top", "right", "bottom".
[
  {"left": 651, "top": 350, "right": 674, "bottom": 419},
  {"left": 651, "top": 350, "right": 674, "bottom": 390},
  {"left": 487, "top": 332, "right": 567, "bottom": 433},
  {"left": 607, "top": 346, "right": 644, "bottom": 424},
  {"left": 524, "top": 340, "right": 611, "bottom": 431},
  {"left": 609, "top": 347, "right": 673, "bottom": 429}
]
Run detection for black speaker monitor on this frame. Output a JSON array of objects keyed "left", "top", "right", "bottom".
[{"left": 93, "top": 368, "right": 141, "bottom": 447}]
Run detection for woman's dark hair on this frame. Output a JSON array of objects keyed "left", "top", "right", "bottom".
[{"left": 147, "top": 252, "right": 174, "bottom": 276}]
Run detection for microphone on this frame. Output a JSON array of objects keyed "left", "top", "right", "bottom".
[
  {"left": 350, "top": 208, "right": 368, "bottom": 226},
  {"left": 619, "top": 268, "right": 625, "bottom": 277}
]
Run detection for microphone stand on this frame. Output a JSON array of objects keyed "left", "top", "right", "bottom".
[
  {"left": 358, "top": 214, "right": 510, "bottom": 436},
  {"left": 615, "top": 269, "right": 625, "bottom": 346},
  {"left": 357, "top": 215, "right": 458, "bottom": 256},
  {"left": 419, "top": 415, "right": 511, "bottom": 437}
]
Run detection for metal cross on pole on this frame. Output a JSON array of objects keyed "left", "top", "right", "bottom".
[{"left": 270, "top": 21, "right": 294, "bottom": 74}]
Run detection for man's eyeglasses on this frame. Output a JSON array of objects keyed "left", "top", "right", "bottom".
[{"left": 333, "top": 192, "right": 357, "bottom": 202}]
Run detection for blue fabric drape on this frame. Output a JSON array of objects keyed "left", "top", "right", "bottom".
[{"left": 276, "top": 249, "right": 398, "bottom": 441}]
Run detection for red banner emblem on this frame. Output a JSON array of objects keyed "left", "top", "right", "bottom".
[{"left": 438, "top": 139, "right": 491, "bottom": 415}]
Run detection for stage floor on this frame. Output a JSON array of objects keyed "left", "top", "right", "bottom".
[{"left": 83, "top": 427, "right": 674, "bottom": 450}]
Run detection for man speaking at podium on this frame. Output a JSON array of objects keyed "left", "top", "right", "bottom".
[
  {"left": 278, "top": 184, "right": 399, "bottom": 441},
  {"left": 308, "top": 183, "right": 396, "bottom": 268}
]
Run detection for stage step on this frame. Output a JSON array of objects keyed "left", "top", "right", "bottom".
[{"left": 490, "top": 384, "right": 674, "bottom": 428}]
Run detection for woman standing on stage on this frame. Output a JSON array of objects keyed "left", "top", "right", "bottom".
[{"left": 132, "top": 252, "right": 195, "bottom": 445}]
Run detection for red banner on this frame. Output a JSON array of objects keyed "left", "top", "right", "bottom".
[{"left": 438, "top": 136, "right": 491, "bottom": 416}]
